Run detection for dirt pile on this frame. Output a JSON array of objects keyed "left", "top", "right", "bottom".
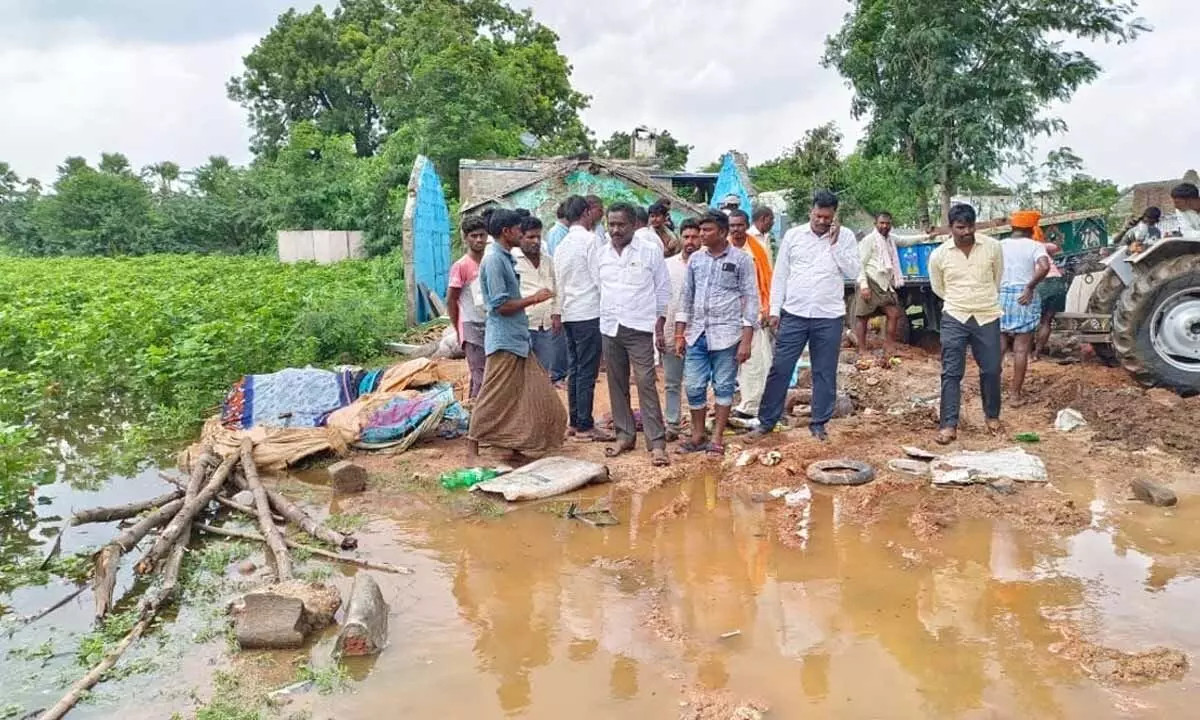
[
  {"left": 1028, "top": 372, "right": 1200, "bottom": 465},
  {"left": 909, "top": 485, "right": 1089, "bottom": 540},
  {"left": 1050, "top": 624, "right": 1189, "bottom": 685}
]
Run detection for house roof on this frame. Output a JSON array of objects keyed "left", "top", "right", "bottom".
[{"left": 458, "top": 155, "right": 709, "bottom": 216}]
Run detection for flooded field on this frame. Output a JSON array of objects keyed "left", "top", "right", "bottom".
[{"left": 2, "top": 354, "right": 1198, "bottom": 719}]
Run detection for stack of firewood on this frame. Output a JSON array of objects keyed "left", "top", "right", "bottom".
[{"left": 41, "top": 439, "right": 407, "bottom": 720}]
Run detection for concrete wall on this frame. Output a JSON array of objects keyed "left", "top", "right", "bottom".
[
  {"left": 277, "top": 230, "right": 366, "bottom": 264},
  {"left": 458, "top": 158, "right": 547, "bottom": 209}
]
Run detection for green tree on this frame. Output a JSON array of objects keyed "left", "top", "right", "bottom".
[
  {"left": 31, "top": 157, "right": 156, "bottom": 255},
  {"left": 228, "top": 0, "right": 590, "bottom": 182},
  {"left": 0, "top": 163, "right": 44, "bottom": 255},
  {"left": 841, "top": 152, "right": 923, "bottom": 226},
  {"left": 750, "top": 123, "right": 848, "bottom": 217},
  {"left": 142, "top": 161, "right": 182, "bottom": 196},
  {"left": 823, "top": 0, "right": 1146, "bottom": 226},
  {"left": 597, "top": 129, "right": 692, "bottom": 171}
]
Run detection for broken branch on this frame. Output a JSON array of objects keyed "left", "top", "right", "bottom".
[
  {"left": 240, "top": 438, "right": 292, "bottom": 580},
  {"left": 194, "top": 523, "right": 412, "bottom": 575},
  {"left": 229, "top": 467, "right": 357, "bottom": 550},
  {"left": 70, "top": 489, "right": 184, "bottom": 526},
  {"left": 93, "top": 497, "right": 184, "bottom": 619},
  {"left": 135, "top": 453, "right": 237, "bottom": 575}
]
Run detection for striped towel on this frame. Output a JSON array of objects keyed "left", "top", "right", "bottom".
[{"left": 1000, "top": 284, "right": 1042, "bottom": 334}]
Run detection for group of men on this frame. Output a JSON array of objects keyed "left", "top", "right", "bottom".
[{"left": 445, "top": 185, "right": 1087, "bottom": 465}]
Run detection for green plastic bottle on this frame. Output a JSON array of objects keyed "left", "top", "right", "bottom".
[{"left": 439, "top": 467, "right": 499, "bottom": 490}]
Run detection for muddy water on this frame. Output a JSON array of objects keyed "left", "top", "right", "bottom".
[{"left": 293, "top": 475, "right": 1200, "bottom": 720}]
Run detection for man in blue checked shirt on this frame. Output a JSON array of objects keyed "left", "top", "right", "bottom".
[{"left": 673, "top": 210, "right": 760, "bottom": 458}]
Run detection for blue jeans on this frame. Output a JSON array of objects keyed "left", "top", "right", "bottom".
[
  {"left": 759, "top": 312, "right": 843, "bottom": 432},
  {"left": 551, "top": 330, "right": 568, "bottom": 381},
  {"left": 530, "top": 328, "right": 565, "bottom": 382},
  {"left": 564, "top": 318, "right": 602, "bottom": 432},
  {"left": 684, "top": 333, "right": 739, "bottom": 409}
]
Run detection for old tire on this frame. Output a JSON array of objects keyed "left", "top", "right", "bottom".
[
  {"left": 1086, "top": 268, "right": 1125, "bottom": 364},
  {"left": 1111, "top": 254, "right": 1200, "bottom": 392},
  {"left": 806, "top": 459, "right": 875, "bottom": 486}
]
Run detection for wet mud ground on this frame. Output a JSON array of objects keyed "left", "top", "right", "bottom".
[{"left": 10, "top": 346, "right": 1200, "bottom": 719}]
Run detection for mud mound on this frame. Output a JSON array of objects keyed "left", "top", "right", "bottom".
[
  {"left": 1028, "top": 375, "right": 1200, "bottom": 465},
  {"left": 1050, "top": 624, "right": 1189, "bottom": 685},
  {"left": 909, "top": 486, "right": 1089, "bottom": 541},
  {"left": 680, "top": 689, "right": 768, "bottom": 720}
]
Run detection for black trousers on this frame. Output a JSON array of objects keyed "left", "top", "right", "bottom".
[{"left": 939, "top": 313, "right": 1002, "bottom": 429}]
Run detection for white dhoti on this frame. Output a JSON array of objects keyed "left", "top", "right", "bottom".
[{"left": 735, "top": 326, "right": 773, "bottom": 416}]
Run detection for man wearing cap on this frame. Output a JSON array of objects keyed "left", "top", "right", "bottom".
[{"left": 1000, "top": 210, "right": 1050, "bottom": 406}]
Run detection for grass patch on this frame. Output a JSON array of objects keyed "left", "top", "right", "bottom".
[
  {"left": 77, "top": 608, "right": 140, "bottom": 666},
  {"left": 324, "top": 513, "right": 367, "bottom": 533},
  {"left": 296, "top": 662, "right": 350, "bottom": 695}
]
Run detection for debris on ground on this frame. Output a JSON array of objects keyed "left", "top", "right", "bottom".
[
  {"left": 472, "top": 456, "right": 609, "bottom": 501},
  {"left": 903, "top": 446, "right": 937, "bottom": 460},
  {"left": 1050, "top": 624, "right": 1189, "bottom": 685},
  {"left": 888, "top": 458, "right": 930, "bottom": 476},
  {"left": 231, "top": 581, "right": 342, "bottom": 649},
  {"left": 328, "top": 460, "right": 368, "bottom": 493},
  {"left": 335, "top": 573, "right": 389, "bottom": 658},
  {"left": 930, "top": 447, "right": 1048, "bottom": 486},
  {"left": 1054, "top": 408, "right": 1088, "bottom": 433},
  {"left": 734, "top": 450, "right": 757, "bottom": 467},
  {"left": 768, "top": 487, "right": 791, "bottom": 499},
  {"left": 566, "top": 502, "right": 620, "bottom": 527},
  {"left": 760, "top": 450, "right": 782, "bottom": 466},
  {"left": 807, "top": 459, "right": 876, "bottom": 486},
  {"left": 1130, "top": 478, "right": 1178, "bottom": 508},
  {"left": 1014, "top": 431, "right": 1042, "bottom": 443},
  {"left": 784, "top": 486, "right": 813, "bottom": 507}
]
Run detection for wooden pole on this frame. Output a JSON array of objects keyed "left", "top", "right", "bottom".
[
  {"left": 240, "top": 438, "right": 292, "bottom": 580},
  {"left": 194, "top": 523, "right": 412, "bottom": 575},
  {"left": 135, "top": 453, "right": 237, "bottom": 575},
  {"left": 92, "top": 498, "right": 184, "bottom": 619},
  {"left": 70, "top": 490, "right": 183, "bottom": 526},
  {"left": 229, "top": 468, "right": 357, "bottom": 550}
]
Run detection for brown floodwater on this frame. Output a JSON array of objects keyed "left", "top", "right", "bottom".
[{"left": 250, "top": 472, "right": 1200, "bottom": 720}]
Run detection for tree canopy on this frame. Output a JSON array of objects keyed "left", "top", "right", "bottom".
[
  {"left": 227, "top": 0, "right": 590, "bottom": 175},
  {"left": 823, "top": 0, "right": 1146, "bottom": 225}
]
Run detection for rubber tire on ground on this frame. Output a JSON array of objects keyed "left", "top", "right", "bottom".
[
  {"left": 1110, "top": 253, "right": 1200, "bottom": 392},
  {"left": 1086, "top": 267, "right": 1125, "bottom": 365},
  {"left": 806, "top": 459, "right": 876, "bottom": 486}
]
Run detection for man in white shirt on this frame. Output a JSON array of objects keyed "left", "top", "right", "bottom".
[
  {"left": 632, "top": 205, "right": 665, "bottom": 254},
  {"left": 591, "top": 202, "right": 672, "bottom": 466},
  {"left": 553, "top": 195, "right": 608, "bottom": 441},
  {"left": 586, "top": 194, "right": 610, "bottom": 245},
  {"left": 854, "top": 211, "right": 908, "bottom": 362},
  {"left": 749, "top": 205, "right": 775, "bottom": 257},
  {"left": 748, "top": 190, "right": 861, "bottom": 443},
  {"left": 514, "top": 216, "right": 565, "bottom": 383},
  {"left": 662, "top": 218, "right": 700, "bottom": 440},
  {"left": 1168, "top": 182, "right": 1200, "bottom": 237},
  {"left": 999, "top": 212, "right": 1050, "bottom": 407}
]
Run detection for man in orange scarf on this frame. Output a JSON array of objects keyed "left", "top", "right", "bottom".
[
  {"left": 727, "top": 209, "right": 774, "bottom": 417},
  {"left": 1000, "top": 210, "right": 1051, "bottom": 406}
]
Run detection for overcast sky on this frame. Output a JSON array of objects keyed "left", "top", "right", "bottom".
[{"left": 1, "top": 0, "right": 1194, "bottom": 188}]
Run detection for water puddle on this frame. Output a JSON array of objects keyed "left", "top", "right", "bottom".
[
  {"left": 6, "top": 468, "right": 1200, "bottom": 719},
  {"left": 290, "top": 476, "right": 1200, "bottom": 719}
]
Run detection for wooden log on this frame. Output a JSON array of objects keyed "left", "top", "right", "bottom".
[
  {"left": 93, "top": 498, "right": 184, "bottom": 619},
  {"left": 335, "top": 573, "right": 389, "bottom": 657},
  {"left": 194, "top": 523, "right": 412, "bottom": 575},
  {"left": 39, "top": 528, "right": 189, "bottom": 720},
  {"left": 240, "top": 438, "right": 292, "bottom": 580},
  {"left": 70, "top": 490, "right": 184, "bottom": 526},
  {"left": 229, "top": 466, "right": 357, "bottom": 550},
  {"left": 214, "top": 494, "right": 285, "bottom": 524},
  {"left": 135, "top": 453, "right": 237, "bottom": 575}
]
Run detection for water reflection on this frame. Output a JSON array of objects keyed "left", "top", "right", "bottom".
[{"left": 337, "top": 475, "right": 1200, "bottom": 720}]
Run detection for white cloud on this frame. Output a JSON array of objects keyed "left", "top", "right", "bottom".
[{"left": 0, "top": 0, "right": 1194, "bottom": 189}]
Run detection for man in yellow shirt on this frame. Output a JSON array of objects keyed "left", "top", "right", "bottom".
[{"left": 928, "top": 203, "right": 1004, "bottom": 445}]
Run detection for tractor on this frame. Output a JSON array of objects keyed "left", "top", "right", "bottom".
[{"left": 1083, "top": 236, "right": 1200, "bottom": 393}]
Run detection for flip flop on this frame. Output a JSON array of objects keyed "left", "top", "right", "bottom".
[
  {"left": 675, "top": 439, "right": 709, "bottom": 455},
  {"left": 604, "top": 443, "right": 634, "bottom": 458},
  {"left": 705, "top": 443, "right": 726, "bottom": 458},
  {"left": 651, "top": 448, "right": 671, "bottom": 467}
]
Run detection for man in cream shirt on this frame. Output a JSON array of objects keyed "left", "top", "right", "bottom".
[{"left": 929, "top": 203, "right": 1004, "bottom": 445}]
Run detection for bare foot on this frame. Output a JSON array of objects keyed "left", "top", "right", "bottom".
[
  {"left": 935, "top": 427, "right": 957, "bottom": 445},
  {"left": 986, "top": 419, "right": 1003, "bottom": 435}
]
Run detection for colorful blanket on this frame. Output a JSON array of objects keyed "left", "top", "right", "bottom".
[{"left": 222, "top": 367, "right": 358, "bottom": 430}]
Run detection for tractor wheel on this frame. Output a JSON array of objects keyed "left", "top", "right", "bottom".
[
  {"left": 1086, "top": 267, "right": 1125, "bottom": 364},
  {"left": 1110, "top": 254, "right": 1200, "bottom": 392}
]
